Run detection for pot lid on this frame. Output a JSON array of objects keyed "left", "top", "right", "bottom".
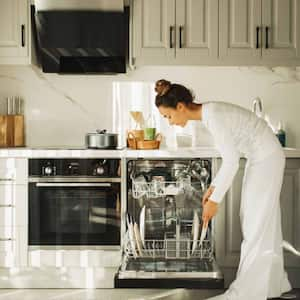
[{"left": 86, "top": 129, "right": 117, "bottom": 136}]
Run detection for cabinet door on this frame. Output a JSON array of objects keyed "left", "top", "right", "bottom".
[
  {"left": 214, "top": 158, "right": 245, "bottom": 267},
  {"left": 0, "top": 0, "right": 29, "bottom": 62},
  {"left": 215, "top": 157, "right": 300, "bottom": 271},
  {"left": 175, "top": 0, "right": 218, "bottom": 64},
  {"left": 262, "top": 0, "right": 300, "bottom": 60},
  {"left": 133, "top": 0, "right": 176, "bottom": 65},
  {"left": 280, "top": 159, "right": 300, "bottom": 268},
  {"left": 219, "top": 0, "right": 262, "bottom": 62}
]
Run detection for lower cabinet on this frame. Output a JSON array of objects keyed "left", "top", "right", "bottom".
[
  {"left": 0, "top": 158, "right": 28, "bottom": 269},
  {"left": 213, "top": 158, "right": 300, "bottom": 288}
]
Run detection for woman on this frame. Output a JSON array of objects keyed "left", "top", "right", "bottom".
[{"left": 155, "top": 79, "right": 292, "bottom": 300}]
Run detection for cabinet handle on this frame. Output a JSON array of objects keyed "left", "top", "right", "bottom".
[
  {"left": 179, "top": 26, "right": 183, "bottom": 48},
  {"left": 265, "top": 26, "right": 269, "bottom": 49},
  {"left": 256, "top": 26, "right": 260, "bottom": 48},
  {"left": 0, "top": 238, "right": 14, "bottom": 242},
  {"left": 21, "top": 24, "right": 25, "bottom": 47},
  {"left": 169, "top": 26, "right": 174, "bottom": 48},
  {"left": 0, "top": 204, "right": 14, "bottom": 208}
]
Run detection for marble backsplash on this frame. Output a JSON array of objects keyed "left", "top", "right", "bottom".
[{"left": 0, "top": 65, "right": 299, "bottom": 148}]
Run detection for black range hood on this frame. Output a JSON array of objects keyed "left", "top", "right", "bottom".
[{"left": 33, "top": 7, "right": 129, "bottom": 74}]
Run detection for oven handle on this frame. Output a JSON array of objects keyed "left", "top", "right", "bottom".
[{"left": 35, "top": 183, "right": 112, "bottom": 187}]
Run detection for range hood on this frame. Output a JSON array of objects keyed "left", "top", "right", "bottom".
[{"left": 33, "top": 0, "right": 129, "bottom": 74}]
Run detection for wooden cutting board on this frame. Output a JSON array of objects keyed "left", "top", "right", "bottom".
[{"left": 0, "top": 115, "right": 25, "bottom": 147}]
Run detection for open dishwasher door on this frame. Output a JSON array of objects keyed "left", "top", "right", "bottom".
[{"left": 115, "top": 159, "right": 224, "bottom": 289}]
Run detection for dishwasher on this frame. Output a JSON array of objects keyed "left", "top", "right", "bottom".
[{"left": 115, "top": 158, "right": 224, "bottom": 288}]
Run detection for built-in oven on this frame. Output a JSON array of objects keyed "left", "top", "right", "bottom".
[{"left": 28, "top": 158, "right": 121, "bottom": 248}]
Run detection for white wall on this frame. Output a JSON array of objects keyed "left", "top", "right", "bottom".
[{"left": 0, "top": 65, "right": 299, "bottom": 148}]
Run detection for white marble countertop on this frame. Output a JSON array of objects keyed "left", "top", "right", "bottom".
[{"left": 0, "top": 146, "right": 299, "bottom": 158}]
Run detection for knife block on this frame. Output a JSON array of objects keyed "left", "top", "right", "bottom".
[{"left": 0, "top": 115, "right": 25, "bottom": 147}]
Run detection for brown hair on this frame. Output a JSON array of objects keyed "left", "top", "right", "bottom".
[{"left": 155, "top": 79, "right": 194, "bottom": 109}]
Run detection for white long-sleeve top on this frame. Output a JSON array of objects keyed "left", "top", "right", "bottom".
[{"left": 201, "top": 101, "right": 281, "bottom": 203}]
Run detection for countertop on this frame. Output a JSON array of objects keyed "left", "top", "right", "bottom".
[{"left": 0, "top": 147, "right": 299, "bottom": 158}]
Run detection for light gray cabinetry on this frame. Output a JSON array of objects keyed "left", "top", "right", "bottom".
[
  {"left": 213, "top": 157, "right": 300, "bottom": 287},
  {"left": 280, "top": 159, "right": 300, "bottom": 268},
  {"left": 262, "top": 0, "right": 300, "bottom": 60},
  {"left": 133, "top": 0, "right": 300, "bottom": 66},
  {"left": 219, "top": 0, "right": 300, "bottom": 63},
  {"left": 0, "top": 0, "right": 30, "bottom": 64},
  {"left": 133, "top": 0, "right": 176, "bottom": 64},
  {"left": 133, "top": 0, "right": 218, "bottom": 65},
  {"left": 219, "top": 0, "right": 261, "bottom": 62},
  {"left": 0, "top": 158, "right": 28, "bottom": 268}
]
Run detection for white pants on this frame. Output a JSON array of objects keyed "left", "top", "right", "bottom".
[{"left": 227, "top": 149, "right": 291, "bottom": 300}]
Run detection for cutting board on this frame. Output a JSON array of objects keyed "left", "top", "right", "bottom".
[{"left": 0, "top": 115, "right": 25, "bottom": 147}]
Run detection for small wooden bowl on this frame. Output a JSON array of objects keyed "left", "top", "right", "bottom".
[{"left": 127, "top": 132, "right": 162, "bottom": 150}]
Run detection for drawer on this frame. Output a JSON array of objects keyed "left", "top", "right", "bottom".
[
  {"left": 0, "top": 239, "right": 14, "bottom": 252},
  {"left": 0, "top": 227, "right": 14, "bottom": 240},
  {"left": 0, "top": 185, "right": 27, "bottom": 226},
  {"left": 0, "top": 158, "right": 27, "bottom": 184},
  {"left": 0, "top": 251, "right": 15, "bottom": 268},
  {"left": 0, "top": 208, "right": 13, "bottom": 228},
  {"left": 0, "top": 184, "right": 14, "bottom": 206}
]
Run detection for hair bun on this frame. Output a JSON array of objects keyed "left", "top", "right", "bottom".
[{"left": 155, "top": 79, "right": 171, "bottom": 96}]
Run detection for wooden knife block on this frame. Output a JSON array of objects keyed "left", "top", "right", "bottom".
[{"left": 0, "top": 115, "right": 25, "bottom": 147}]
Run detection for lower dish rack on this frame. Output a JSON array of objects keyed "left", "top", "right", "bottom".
[{"left": 124, "top": 231, "right": 214, "bottom": 261}]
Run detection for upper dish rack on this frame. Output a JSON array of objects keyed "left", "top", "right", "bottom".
[{"left": 132, "top": 177, "right": 192, "bottom": 199}]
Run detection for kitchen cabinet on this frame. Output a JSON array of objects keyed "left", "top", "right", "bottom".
[
  {"left": 0, "top": 158, "right": 28, "bottom": 268},
  {"left": 219, "top": 0, "right": 300, "bottom": 64},
  {"left": 0, "top": 0, "right": 30, "bottom": 64},
  {"left": 133, "top": 0, "right": 300, "bottom": 66},
  {"left": 214, "top": 158, "right": 300, "bottom": 287},
  {"left": 132, "top": 0, "right": 218, "bottom": 65}
]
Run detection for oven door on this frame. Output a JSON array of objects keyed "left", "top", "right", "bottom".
[{"left": 29, "top": 179, "right": 120, "bottom": 247}]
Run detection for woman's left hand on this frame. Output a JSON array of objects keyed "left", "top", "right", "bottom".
[{"left": 202, "top": 200, "right": 219, "bottom": 228}]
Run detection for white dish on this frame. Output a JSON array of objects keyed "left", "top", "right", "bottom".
[
  {"left": 133, "top": 222, "right": 143, "bottom": 256},
  {"left": 191, "top": 210, "right": 200, "bottom": 255},
  {"left": 199, "top": 224, "right": 208, "bottom": 248},
  {"left": 165, "top": 184, "right": 179, "bottom": 195},
  {"left": 127, "top": 215, "right": 138, "bottom": 258},
  {"left": 139, "top": 205, "right": 146, "bottom": 247}
]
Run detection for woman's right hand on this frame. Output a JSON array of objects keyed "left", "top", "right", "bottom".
[{"left": 202, "top": 186, "right": 215, "bottom": 206}]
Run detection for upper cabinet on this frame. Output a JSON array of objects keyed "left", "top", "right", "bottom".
[
  {"left": 218, "top": 0, "right": 300, "bottom": 64},
  {"left": 133, "top": 0, "right": 218, "bottom": 65},
  {"left": 262, "top": 0, "right": 300, "bottom": 60},
  {"left": 133, "top": 0, "right": 176, "bottom": 64},
  {"left": 219, "top": 0, "right": 262, "bottom": 61},
  {"left": 0, "top": 0, "right": 30, "bottom": 64},
  {"left": 175, "top": 0, "right": 218, "bottom": 63},
  {"left": 133, "top": 0, "right": 300, "bottom": 66}
]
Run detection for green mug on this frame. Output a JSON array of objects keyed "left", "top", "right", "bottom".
[{"left": 144, "top": 127, "right": 156, "bottom": 140}]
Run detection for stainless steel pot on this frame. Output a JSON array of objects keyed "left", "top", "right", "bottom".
[{"left": 85, "top": 129, "right": 118, "bottom": 149}]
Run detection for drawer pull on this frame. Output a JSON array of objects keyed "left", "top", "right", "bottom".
[
  {"left": 265, "top": 26, "right": 269, "bottom": 49},
  {"left": 0, "top": 204, "right": 14, "bottom": 208},
  {"left": 21, "top": 24, "right": 25, "bottom": 47},
  {"left": 0, "top": 238, "right": 14, "bottom": 242}
]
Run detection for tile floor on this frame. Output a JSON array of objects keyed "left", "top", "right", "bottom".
[
  {"left": 0, "top": 289, "right": 299, "bottom": 300},
  {"left": 0, "top": 289, "right": 220, "bottom": 300}
]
